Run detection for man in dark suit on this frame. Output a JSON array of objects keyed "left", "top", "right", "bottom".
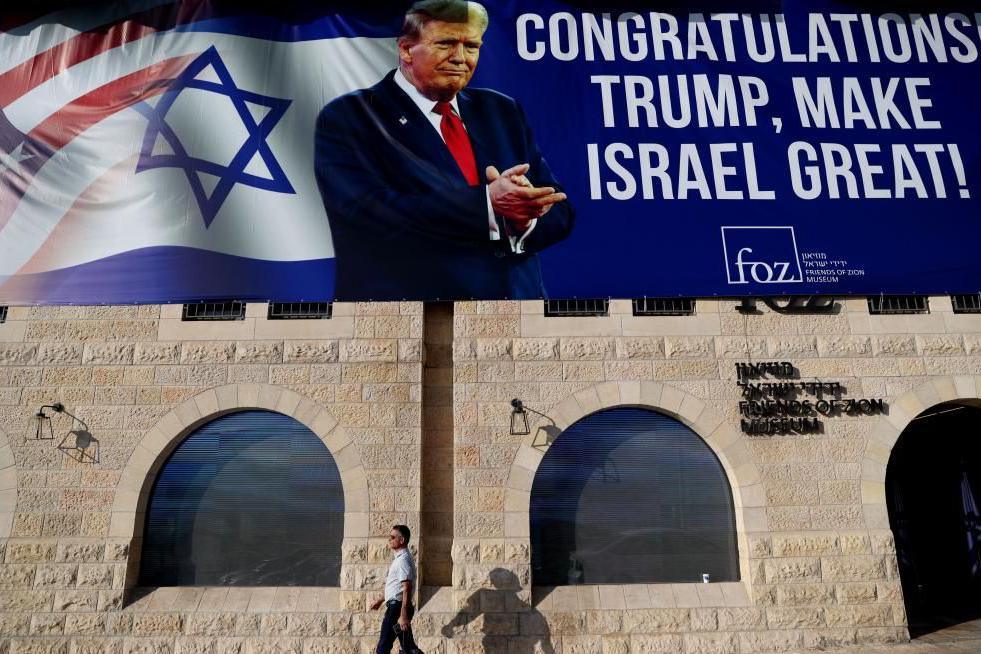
[{"left": 314, "top": 0, "right": 574, "bottom": 301}]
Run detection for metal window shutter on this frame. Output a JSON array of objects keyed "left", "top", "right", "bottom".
[
  {"left": 530, "top": 407, "right": 739, "bottom": 585},
  {"left": 140, "top": 410, "right": 344, "bottom": 586}
]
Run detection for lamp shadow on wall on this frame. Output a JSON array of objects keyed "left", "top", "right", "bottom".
[
  {"left": 441, "top": 568, "right": 555, "bottom": 654},
  {"left": 532, "top": 425, "right": 562, "bottom": 448}
]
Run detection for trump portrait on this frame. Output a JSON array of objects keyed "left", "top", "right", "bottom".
[{"left": 314, "top": 0, "right": 574, "bottom": 301}]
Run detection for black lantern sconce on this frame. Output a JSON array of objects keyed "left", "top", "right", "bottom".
[
  {"left": 509, "top": 399, "right": 560, "bottom": 446},
  {"left": 510, "top": 399, "right": 531, "bottom": 436},
  {"left": 34, "top": 403, "right": 64, "bottom": 440},
  {"left": 34, "top": 402, "right": 98, "bottom": 463}
]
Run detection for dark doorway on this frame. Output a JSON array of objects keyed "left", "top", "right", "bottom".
[{"left": 886, "top": 403, "right": 981, "bottom": 637}]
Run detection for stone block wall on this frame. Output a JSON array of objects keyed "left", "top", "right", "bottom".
[
  {"left": 0, "top": 301, "right": 426, "bottom": 651},
  {"left": 447, "top": 297, "right": 981, "bottom": 652},
  {"left": 0, "top": 297, "right": 979, "bottom": 653}
]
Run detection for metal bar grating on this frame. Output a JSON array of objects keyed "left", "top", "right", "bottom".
[
  {"left": 545, "top": 299, "right": 610, "bottom": 317},
  {"left": 632, "top": 297, "right": 695, "bottom": 316},
  {"left": 181, "top": 301, "right": 245, "bottom": 321},
  {"left": 867, "top": 295, "right": 929, "bottom": 315},
  {"left": 268, "top": 302, "right": 332, "bottom": 320},
  {"left": 0, "top": 306, "right": 6, "bottom": 323},
  {"left": 951, "top": 294, "right": 981, "bottom": 314}
]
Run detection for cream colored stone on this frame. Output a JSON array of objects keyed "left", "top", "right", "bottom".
[
  {"left": 6, "top": 298, "right": 981, "bottom": 654},
  {"left": 684, "top": 633, "right": 736, "bottom": 654},
  {"left": 717, "top": 607, "right": 765, "bottom": 630},
  {"left": 771, "top": 534, "right": 839, "bottom": 557},
  {"left": 822, "top": 556, "right": 885, "bottom": 582},
  {"left": 622, "top": 609, "right": 689, "bottom": 633},
  {"left": 615, "top": 337, "right": 664, "bottom": 359},
  {"left": 766, "top": 607, "right": 825, "bottom": 629},
  {"left": 825, "top": 604, "right": 892, "bottom": 627},
  {"left": 560, "top": 338, "right": 614, "bottom": 360},
  {"left": 573, "top": 387, "right": 601, "bottom": 415},
  {"left": 817, "top": 336, "right": 873, "bottom": 357},
  {"left": 657, "top": 384, "right": 684, "bottom": 415},
  {"left": 738, "top": 630, "right": 804, "bottom": 653},
  {"left": 763, "top": 557, "right": 821, "bottom": 583},
  {"left": 916, "top": 334, "right": 965, "bottom": 356},
  {"left": 664, "top": 337, "right": 713, "bottom": 358},
  {"left": 627, "top": 635, "right": 683, "bottom": 654},
  {"left": 475, "top": 339, "right": 512, "bottom": 360}
]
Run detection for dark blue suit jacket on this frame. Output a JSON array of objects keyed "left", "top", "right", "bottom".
[{"left": 314, "top": 70, "right": 574, "bottom": 301}]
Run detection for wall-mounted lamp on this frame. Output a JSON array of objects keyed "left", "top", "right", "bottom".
[
  {"left": 34, "top": 403, "right": 64, "bottom": 440},
  {"left": 510, "top": 399, "right": 561, "bottom": 447},
  {"left": 510, "top": 399, "right": 531, "bottom": 436},
  {"left": 33, "top": 402, "right": 98, "bottom": 462}
]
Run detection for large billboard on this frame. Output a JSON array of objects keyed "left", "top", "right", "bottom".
[{"left": 1, "top": 1, "right": 979, "bottom": 303}]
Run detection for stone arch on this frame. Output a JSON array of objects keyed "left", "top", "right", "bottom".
[
  {"left": 110, "top": 383, "right": 368, "bottom": 588},
  {"left": 503, "top": 380, "right": 764, "bottom": 584},
  {"left": 860, "top": 375, "right": 981, "bottom": 529},
  {"left": 0, "top": 425, "right": 15, "bottom": 538}
]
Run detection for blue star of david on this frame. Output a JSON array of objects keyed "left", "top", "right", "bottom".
[{"left": 136, "top": 46, "right": 294, "bottom": 227}]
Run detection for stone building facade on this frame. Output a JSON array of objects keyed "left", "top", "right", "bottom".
[{"left": 0, "top": 297, "right": 979, "bottom": 654}]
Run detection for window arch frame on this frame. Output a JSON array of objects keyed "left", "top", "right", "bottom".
[
  {"left": 139, "top": 408, "right": 347, "bottom": 587},
  {"left": 503, "top": 381, "right": 762, "bottom": 607},
  {"left": 529, "top": 405, "right": 740, "bottom": 586},
  {"left": 109, "top": 384, "right": 369, "bottom": 606}
]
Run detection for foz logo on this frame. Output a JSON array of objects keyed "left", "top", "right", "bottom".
[{"left": 722, "top": 226, "right": 803, "bottom": 285}]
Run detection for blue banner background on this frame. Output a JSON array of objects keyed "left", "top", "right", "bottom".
[
  {"left": 470, "top": 0, "right": 981, "bottom": 296},
  {"left": 2, "top": 1, "right": 978, "bottom": 303}
]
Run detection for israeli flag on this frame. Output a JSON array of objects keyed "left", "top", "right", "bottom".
[{"left": 0, "top": 1, "right": 399, "bottom": 303}]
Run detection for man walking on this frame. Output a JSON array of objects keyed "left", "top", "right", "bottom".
[{"left": 371, "top": 525, "right": 421, "bottom": 654}]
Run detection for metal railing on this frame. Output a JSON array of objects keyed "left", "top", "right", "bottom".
[
  {"left": 632, "top": 297, "right": 696, "bottom": 316},
  {"left": 544, "top": 299, "right": 610, "bottom": 317},
  {"left": 181, "top": 301, "right": 246, "bottom": 321},
  {"left": 267, "top": 302, "right": 332, "bottom": 320},
  {"left": 951, "top": 294, "right": 981, "bottom": 314},
  {"left": 867, "top": 295, "right": 929, "bottom": 315}
]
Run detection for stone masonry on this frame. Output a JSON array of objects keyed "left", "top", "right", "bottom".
[{"left": 1, "top": 297, "right": 979, "bottom": 654}]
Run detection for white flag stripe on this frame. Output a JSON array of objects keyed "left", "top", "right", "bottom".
[
  {"left": 0, "top": 0, "right": 177, "bottom": 76},
  {"left": 0, "top": 115, "right": 138, "bottom": 275},
  {"left": 0, "top": 34, "right": 395, "bottom": 275},
  {"left": 4, "top": 30, "right": 202, "bottom": 132}
]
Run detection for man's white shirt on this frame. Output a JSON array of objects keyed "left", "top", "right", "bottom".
[
  {"left": 393, "top": 68, "right": 537, "bottom": 254},
  {"left": 384, "top": 547, "right": 416, "bottom": 602}
]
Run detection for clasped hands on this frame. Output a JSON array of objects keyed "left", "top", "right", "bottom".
[{"left": 487, "top": 163, "right": 566, "bottom": 231}]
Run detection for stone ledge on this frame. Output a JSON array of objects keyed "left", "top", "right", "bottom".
[
  {"left": 531, "top": 582, "right": 752, "bottom": 612},
  {"left": 122, "top": 587, "right": 344, "bottom": 613}
]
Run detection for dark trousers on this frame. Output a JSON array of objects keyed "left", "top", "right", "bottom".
[{"left": 376, "top": 600, "right": 418, "bottom": 654}]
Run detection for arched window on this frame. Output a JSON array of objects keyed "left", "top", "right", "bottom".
[
  {"left": 530, "top": 407, "right": 738, "bottom": 585},
  {"left": 140, "top": 410, "right": 344, "bottom": 586}
]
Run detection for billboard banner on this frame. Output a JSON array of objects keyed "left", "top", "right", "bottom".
[{"left": 1, "top": 1, "right": 979, "bottom": 304}]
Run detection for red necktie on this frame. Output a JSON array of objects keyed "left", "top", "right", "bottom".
[{"left": 433, "top": 101, "right": 478, "bottom": 185}]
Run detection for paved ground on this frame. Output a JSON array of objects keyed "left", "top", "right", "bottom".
[{"left": 811, "top": 618, "right": 981, "bottom": 653}]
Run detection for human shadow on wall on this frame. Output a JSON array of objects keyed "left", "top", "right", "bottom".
[{"left": 441, "top": 569, "right": 555, "bottom": 654}]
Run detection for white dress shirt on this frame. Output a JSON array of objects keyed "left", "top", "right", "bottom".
[
  {"left": 384, "top": 547, "right": 416, "bottom": 602},
  {"left": 393, "top": 68, "right": 537, "bottom": 253}
]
